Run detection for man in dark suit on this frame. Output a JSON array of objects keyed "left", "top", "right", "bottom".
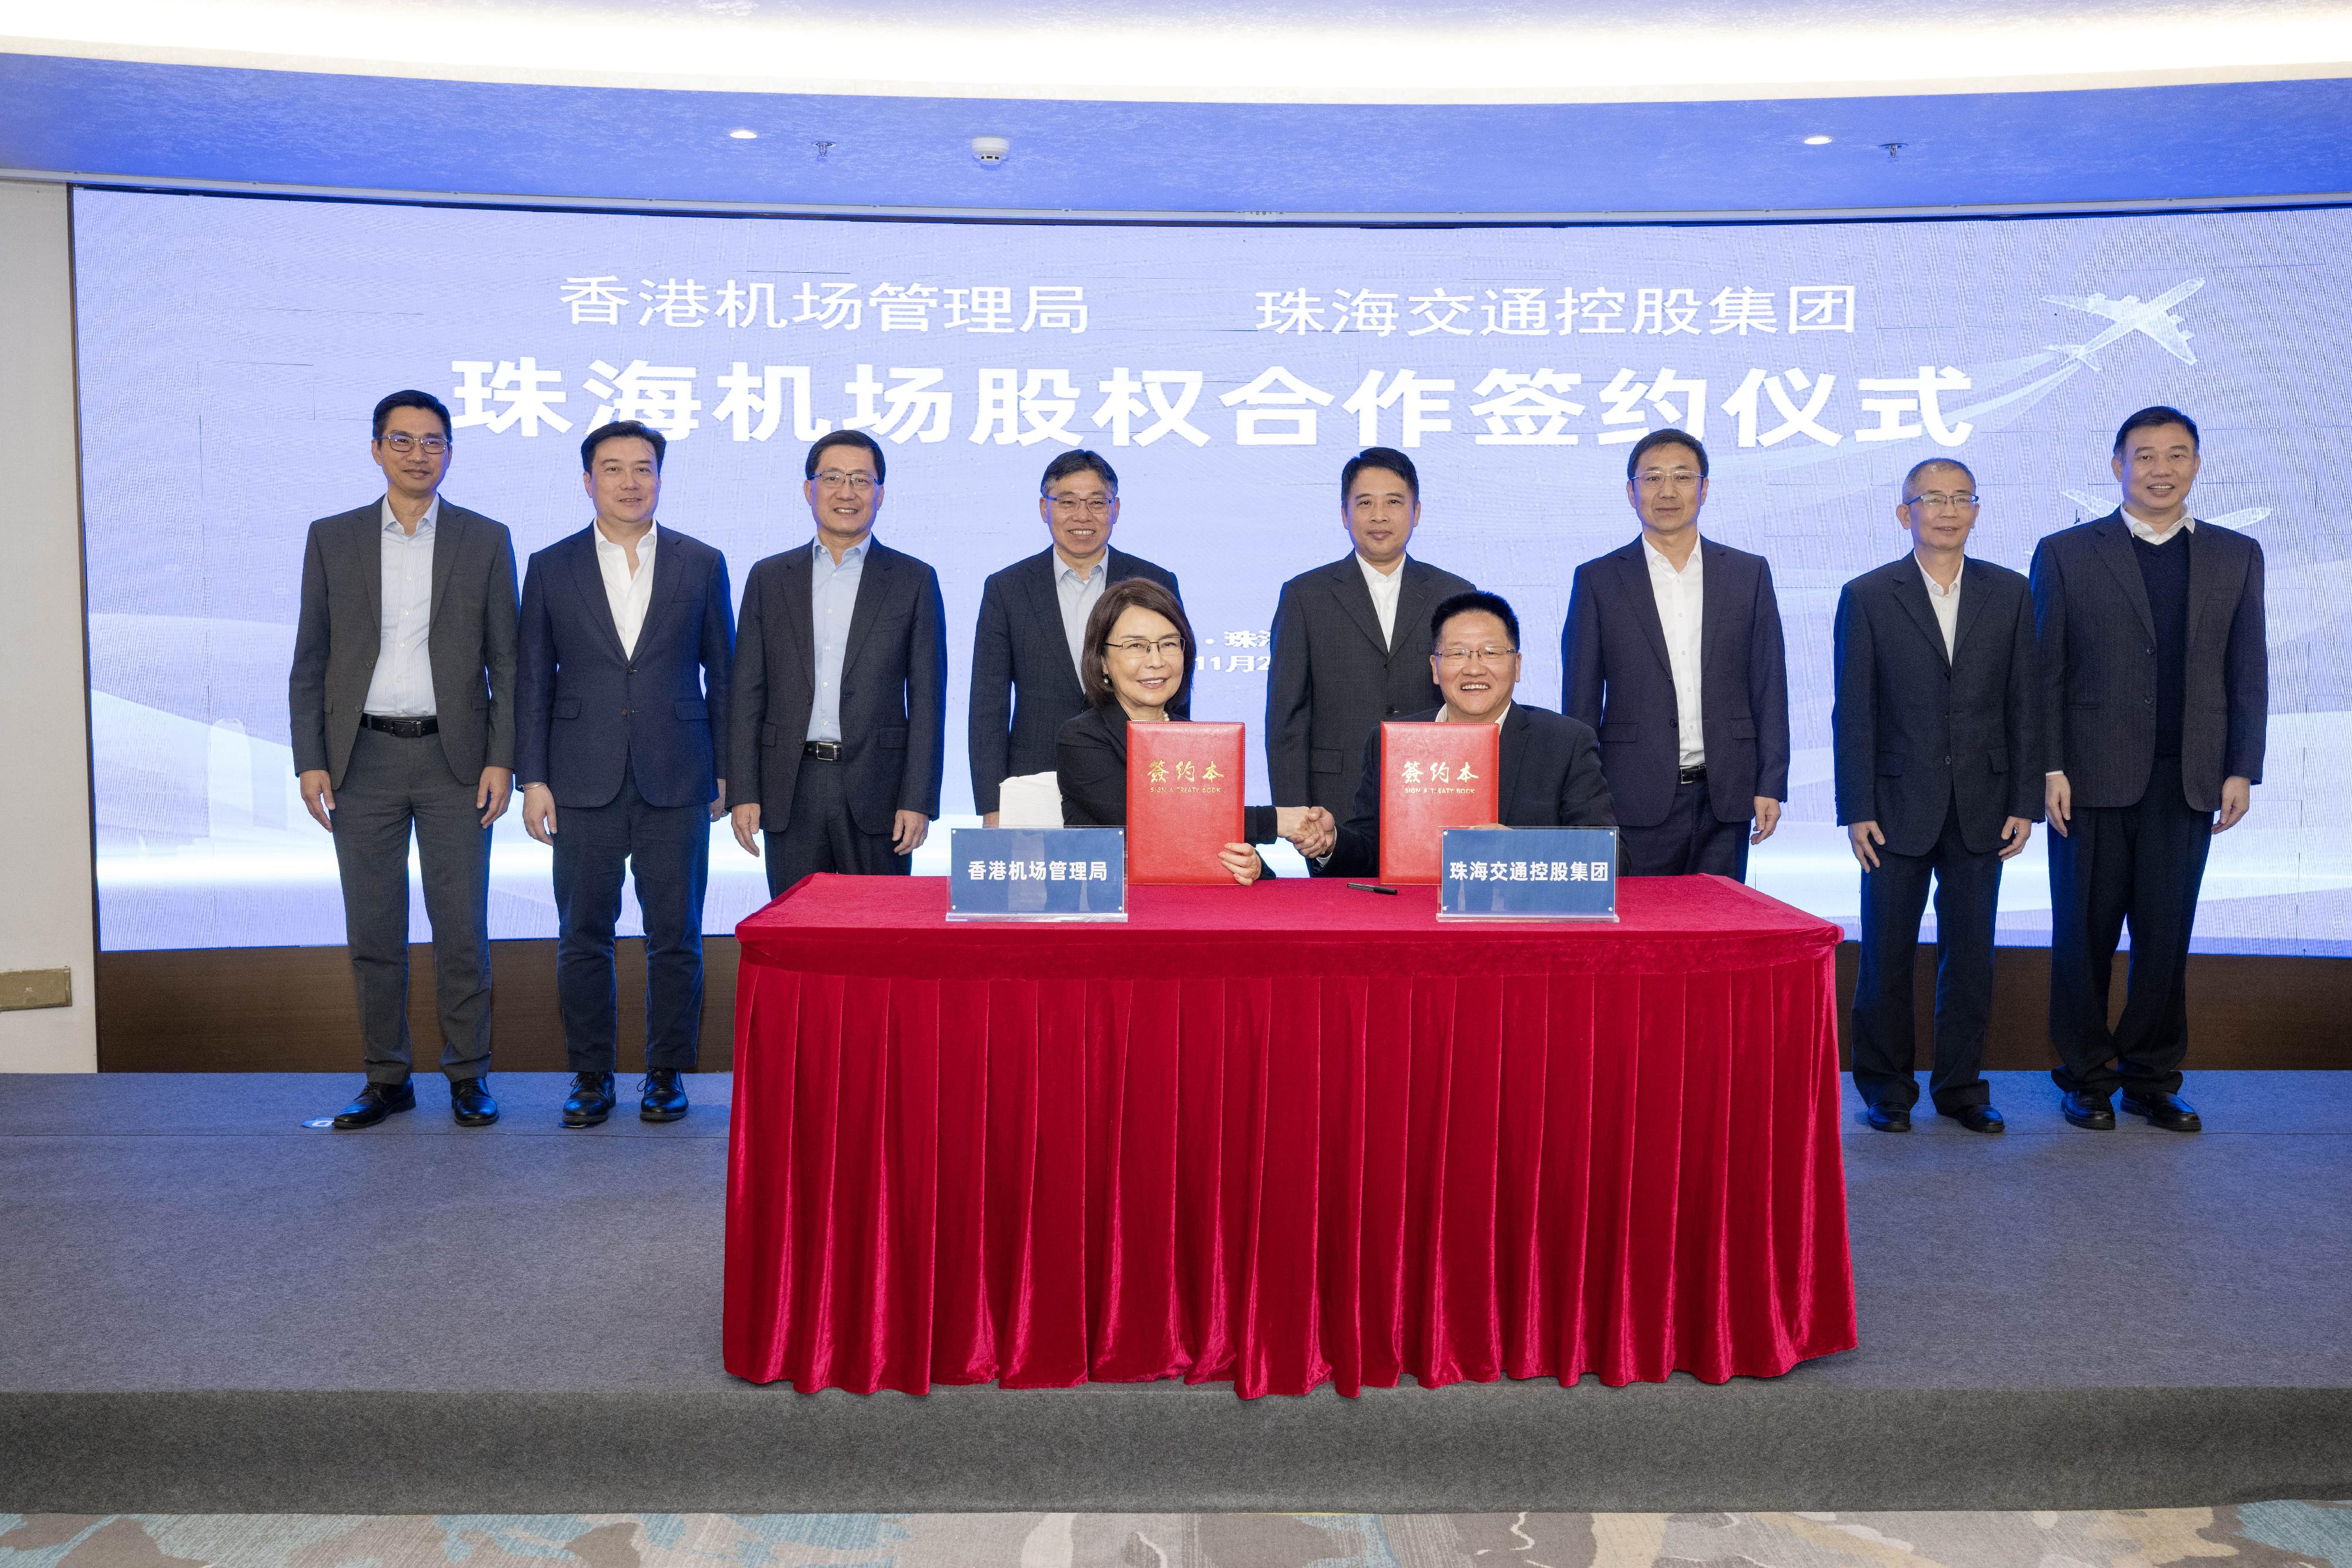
[
  {"left": 1268, "top": 447, "right": 1475, "bottom": 830},
  {"left": 1561, "top": 429, "right": 1788, "bottom": 880},
  {"left": 289, "top": 390, "right": 517, "bottom": 1130},
  {"left": 517, "top": 420, "right": 734, "bottom": 1128},
  {"left": 2033, "top": 406, "right": 2266, "bottom": 1133},
  {"left": 1833, "top": 459, "right": 2040, "bottom": 1135},
  {"left": 730, "top": 430, "right": 946, "bottom": 898},
  {"left": 1307, "top": 590, "right": 1614, "bottom": 877},
  {"left": 968, "top": 449, "right": 1182, "bottom": 822}
]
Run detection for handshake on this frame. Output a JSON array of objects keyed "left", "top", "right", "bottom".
[{"left": 1275, "top": 805, "right": 1338, "bottom": 861}]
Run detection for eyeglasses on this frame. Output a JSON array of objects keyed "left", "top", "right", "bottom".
[
  {"left": 1105, "top": 637, "right": 1186, "bottom": 660},
  {"left": 1634, "top": 468, "right": 1702, "bottom": 488},
  {"left": 1436, "top": 646, "right": 1519, "bottom": 664},
  {"left": 813, "top": 469, "right": 877, "bottom": 491},
  {"left": 380, "top": 433, "right": 450, "bottom": 454},
  {"left": 1048, "top": 494, "right": 1114, "bottom": 515},
  {"left": 1905, "top": 492, "right": 1981, "bottom": 510}
]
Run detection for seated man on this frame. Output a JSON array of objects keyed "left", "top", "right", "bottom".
[{"left": 1308, "top": 590, "right": 1615, "bottom": 876}]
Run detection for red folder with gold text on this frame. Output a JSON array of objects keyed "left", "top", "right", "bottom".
[
  {"left": 1378, "top": 721, "right": 1501, "bottom": 884},
  {"left": 1127, "top": 721, "right": 1246, "bottom": 885}
]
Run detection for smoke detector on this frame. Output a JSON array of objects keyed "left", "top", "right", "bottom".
[{"left": 972, "top": 136, "right": 1010, "bottom": 165}]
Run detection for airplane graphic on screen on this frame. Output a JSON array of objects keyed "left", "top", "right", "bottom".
[
  {"left": 2060, "top": 488, "right": 2270, "bottom": 529},
  {"left": 2044, "top": 279, "right": 2203, "bottom": 367}
]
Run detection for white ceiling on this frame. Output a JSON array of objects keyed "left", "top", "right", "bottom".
[{"left": 6, "top": 0, "right": 2351, "bottom": 103}]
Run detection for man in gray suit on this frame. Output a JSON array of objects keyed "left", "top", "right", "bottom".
[
  {"left": 1267, "top": 446, "right": 1475, "bottom": 828},
  {"left": 290, "top": 390, "right": 519, "bottom": 1130},
  {"left": 968, "top": 449, "right": 1182, "bottom": 823},
  {"left": 730, "top": 430, "right": 947, "bottom": 898}
]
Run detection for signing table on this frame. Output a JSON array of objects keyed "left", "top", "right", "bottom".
[{"left": 724, "top": 875, "right": 1855, "bottom": 1399}]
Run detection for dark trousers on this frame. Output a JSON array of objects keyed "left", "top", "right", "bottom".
[
  {"left": 1620, "top": 777, "right": 1750, "bottom": 880},
  {"left": 763, "top": 755, "right": 908, "bottom": 899},
  {"left": 1850, "top": 798, "right": 2002, "bottom": 1114},
  {"left": 552, "top": 762, "right": 711, "bottom": 1074},
  {"left": 2046, "top": 761, "right": 2213, "bottom": 1098},
  {"left": 331, "top": 725, "right": 493, "bottom": 1085}
]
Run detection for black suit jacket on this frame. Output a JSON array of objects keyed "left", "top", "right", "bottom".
[
  {"left": 1057, "top": 704, "right": 1279, "bottom": 849},
  {"left": 515, "top": 525, "right": 734, "bottom": 811},
  {"left": 729, "top": 538, "right": 947, "bottom": 837},
  {"left": 1832, "top": 554, "right": 2040, "bottom": 858},
  {"left": 289, "top": 499, "right": 518, "bottom": 790},
  {"left": 1560, "top": 536, "right": 1789, "bottom": 828},
  {"left": 968, "top": 546, "right": 1183, "bottom": 815},
  {"left": 1318, "top": 704, "right": 1616, "bottom": 879},
  {"left": 1266, "top": 554, "right": 1476, "bottom": 811},
  {"left": 2029, "top": 511, "right": 2266, "bottom": 813}
]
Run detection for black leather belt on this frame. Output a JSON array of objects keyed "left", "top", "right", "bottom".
[
  {"left": 362, "top": 714, "right": 439, "bottom": 738},
  {"left": 803, "top": 740, "right": 843, "bottom": 761},
  {"left": 1678, "top": 764, "right": 1707, "bottom": 784}
]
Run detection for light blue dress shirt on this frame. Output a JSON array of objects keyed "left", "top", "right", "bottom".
[
  {"left": 806, "top": 536, "right": 869, "bottom": 743},
  {"left": 1055, "top": 554, "right": 1106, "bottom": 677},
  {"left": 363, "top": 496, "right": 440, "bottom": 717}
]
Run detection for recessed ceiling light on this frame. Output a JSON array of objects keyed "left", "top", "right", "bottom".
[
  {"left": 1803, "top": 134, "right": 1833, "bottom": 145},
  {"left": 729, "top": 128, "right": 759, "bottom": 140}
]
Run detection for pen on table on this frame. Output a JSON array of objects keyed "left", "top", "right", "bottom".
[{"left": 1346, "top": 882, "right": 1400, "bottom": 896}]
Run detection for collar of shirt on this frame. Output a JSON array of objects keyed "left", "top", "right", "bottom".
[
  {"left": 1438, "top": 700, "right": 1511, "bottom": 726},
  {"left": 1356, "top": 553, "right": 1406, "bottom": 597},
  {"left": 2122, "top": 506, "right": 2195, "bottom": 544},
  {"left": 814, "top": 536, "right": 871, "bottom": 569},
  {"left": 1641, "top": 534, "right": 1702, "bottom": 578},
  {"left": 1056, "top": 553, "right": 1105, "bottom": 588},
  {"left": 1916, "top": 557, "right": 1962, "bottom": 600},
  {"left": 380, "top": 496, "right": 440, "bottom": 537},
  {"left": 594, "top": 520, "right": 657, "bottom": 568}
]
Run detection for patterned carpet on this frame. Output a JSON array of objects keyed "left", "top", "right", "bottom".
[{"left": 4, "top": 1507, "right": 2347, "bottom": 1567}]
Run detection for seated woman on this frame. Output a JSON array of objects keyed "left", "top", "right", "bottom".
[{"left": 1058, "top": 579, "right": 1285, "bottom": 885}]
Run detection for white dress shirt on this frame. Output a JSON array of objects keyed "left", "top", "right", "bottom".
[
  {"left": 593, "top": 521, "right": 659, "bottom": 657},
  {"left": 807, "top": 536, "right": 868, "bottom": 743},
  {"left": 1917, "top": 557, "right": 1962, "bottom": 660},
  {"left": 363, "top": 496, "right": 440, "bottom": 717},
  {"left": 1358, "top": 553, "right": 1406, "bottom": 650},
  {"left": 1643, "top": 536, "right": 1706, "bottom": 770},
  {"left": 1437, "top": 700, "right": 1511, "bottom": 726},
  {"left": 1055, "top": 552, "right": 1107, "bottom": 678},
  {"left": 2122, "top": 506, "right": 2196, "bottom": 544}
]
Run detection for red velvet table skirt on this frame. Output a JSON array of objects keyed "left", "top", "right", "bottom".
[{"left": 724, "top": 874, "right": 1856, "bottom": 1399}]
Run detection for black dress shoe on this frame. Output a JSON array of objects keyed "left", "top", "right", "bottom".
[
  {"left": 1942, "top": 1104, "right": 2006, "bottom": 1135},
  {"left": 563, "top": 1072, "right": 617, "bottom": 1128},
  {"left": 2062, "top": 1089, "right": 2116, "bottom": 1130},
  {"left": 640, "top": 1069, "right": 689, "bottom": 1123},
  {"left": 2122, "top": 1089, "right": 2203, "bottom": 1132},
  {"left": 331, "top": 1079, "right": 415, "bottom": 1129},
  {"left": 1865, "top": 1102, "right": 1912, "bottom": 1132},
  {"left": 450, "top": 1076, "right": 499, "bottom": 1128}
]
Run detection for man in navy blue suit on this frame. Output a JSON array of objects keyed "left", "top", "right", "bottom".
[
  {"left": 2032, "top": 407, "right": 2266, "bottom": 1134},
  {"left": 517, "top": 420, "right": 735, "bottom": 1128},
  {"left": 1561, "top": 430, "right": 1788, "bottom": 880},
  {"left": 1833, "top": 458, "right": 2040, "bottom": 1135}
]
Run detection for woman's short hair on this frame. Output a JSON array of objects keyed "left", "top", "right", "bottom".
[{"left": 1080, "top": 577, "right": 1196, "bottom": 710}]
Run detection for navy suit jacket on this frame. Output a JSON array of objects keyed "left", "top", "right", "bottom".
[
  {"left": 2029, "top": 511, "right": 2266, "bottom": 813},
  {"left": 1318, "top": 703, "right": 1615, "bottom": 879},
  {"left": 1266, "top": 554, "right": 1476, "bottom": 811},
  {"left": 1832, "top": 554, "right": 2040, "bottom": 858},
  {"left": 1560, "top": 536, "right": 1789, "bottom": 828},
  {"left": 515, "top": 524, "right": 734, "bottom": 811},
  {"left": 968, "top": 545, "right": 1183, "bottom": 815},
  {"left": 730, "top": 537, "right": 947, "bottom": 837}
]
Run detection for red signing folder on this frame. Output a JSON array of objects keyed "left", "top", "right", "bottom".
[
  {"left": 1127, "top": 721, "right": 1247, "bottom": 885},
  {"left": 1378, "top": 721, "right": 1501, "bottom": 884}
]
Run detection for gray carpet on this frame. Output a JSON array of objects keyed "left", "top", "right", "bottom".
[{"left": 2, "top": 1069, "right": 2347, "bottom": 1513}]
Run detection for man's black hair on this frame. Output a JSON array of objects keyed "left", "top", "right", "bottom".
[
  {"left": 805, "top": 429, "right": 887, "bottom": 486},
  {"left": 1429, "top": 589, "right": 1520, "bottom": 651},
  {"left": 1624, "top": 427, "right": 1708, "bottom": 483},
  {"left": 2113, "top": 405, "right": 2199, "bottom": 456},
  {"left": 372, "top": 390, "right": 452, "bottom": 440},
  {"left": 1342, "top": 446, "right": 1419, "bottom": 503},
  {"left": 580, "top": 419, "right": 666, "bottom": 472}
]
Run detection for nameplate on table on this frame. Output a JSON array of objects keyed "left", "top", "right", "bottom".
[
  {"left": 1438, "top": 828, "right": 1621, "bottom": 921},
  {"left": 948, "top": 828, "right": 1127, "bottom": 921}
]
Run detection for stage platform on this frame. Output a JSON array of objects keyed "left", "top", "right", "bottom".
[{"left": 1, "top": 1069, "right": 2347, "bottom": 1515}]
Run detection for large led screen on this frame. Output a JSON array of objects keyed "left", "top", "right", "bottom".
[{"left": 72, "top": 189, "right": 2348, "bottom": 953}]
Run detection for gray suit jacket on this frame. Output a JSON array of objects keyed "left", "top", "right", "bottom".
[
  {"left": 289, "top": 499, "right": 520, "bottom": 790},
  {"left": 1265, "top": 554, "right": 1475, "bottom": 810},
  {"left": 967, "top": 545, "right": 1183, "bottom": 815},
  {"left": 729, "top": 537, "right": 947, "bottom": 837},
  {"left": 2029, "top": 511, "right": 2266, "bottom": 813}
]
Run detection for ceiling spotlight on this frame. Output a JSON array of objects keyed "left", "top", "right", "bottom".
[
  {"left": 728, "top": 128, "right": 758, "bottom": 140},
  {"left": 972, "top": 135, "right": 1010, "bottom": 165},
  {"left": 1803, "top": 134, "right": 1833, "bottom": 145}
]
